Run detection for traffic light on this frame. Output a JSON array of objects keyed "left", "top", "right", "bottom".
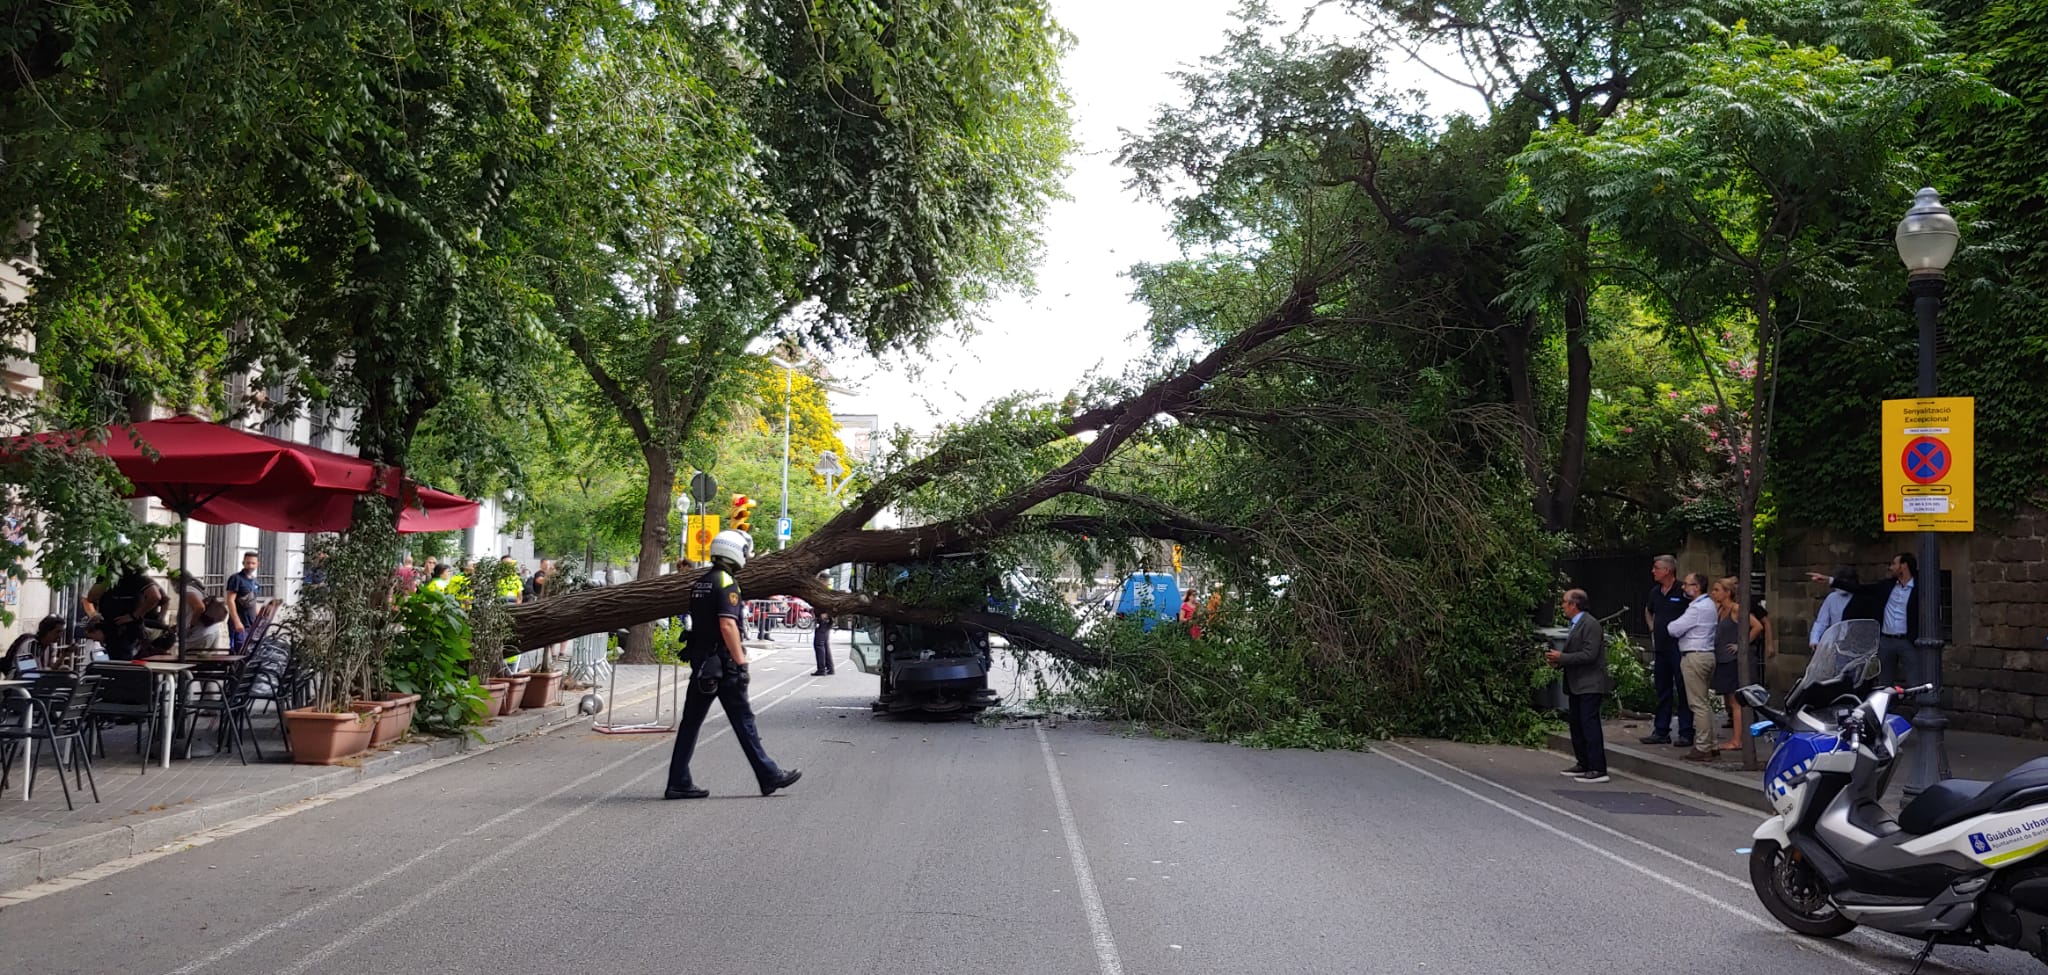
[{"left": 729, "top": 494, "right": 758, "bottom": 534}]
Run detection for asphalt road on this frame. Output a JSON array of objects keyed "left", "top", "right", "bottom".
[{"left": 1, "top": 631, "right": 2041, "bottom": 975}]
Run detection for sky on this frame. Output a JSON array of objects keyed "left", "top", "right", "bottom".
[{"left": 825, "top": 0, "right": 1486, "bottom": 436}]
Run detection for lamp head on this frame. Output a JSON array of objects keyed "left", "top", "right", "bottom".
[{"left": 1896, "top": 187, "right": 1959, "bottom": 276}]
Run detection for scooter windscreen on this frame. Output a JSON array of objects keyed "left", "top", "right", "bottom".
[{"left": 1782, "top": 619, "right": 1881, "bottom": 712}]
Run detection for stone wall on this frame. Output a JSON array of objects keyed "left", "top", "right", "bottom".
[{"left": 1765, "top": 503, "right": 2048, "bottom": 737}]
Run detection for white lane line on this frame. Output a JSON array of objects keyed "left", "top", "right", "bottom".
[
  {"left": 1383, "top": 741, "right": 1945, "bottom": 968},
  {"left": 268, "top": 676, "right": 818, "bottom": 975},
  {"left": 1035, "top": 722, "right": 1125, "bottom": 975},
  {"left": 1370, "top": 747, "right": 1889, "bottom": 975},
  {"left": 158, "top": 670, "right": 815, "bottom": 975}
]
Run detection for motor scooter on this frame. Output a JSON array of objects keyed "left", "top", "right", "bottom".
[{"left": 1744, "top": 619, "right": 2048, "bottom": 971}]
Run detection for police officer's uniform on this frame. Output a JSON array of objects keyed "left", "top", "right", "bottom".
[
  {"left": 811, "top": 610, "right": 834, "bottom": 676},
  {"left": 664, "top": 563, "right": 797, "bottom": 797}
]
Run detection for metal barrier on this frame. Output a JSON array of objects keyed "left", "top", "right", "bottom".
[{"left": 567, "top": 632, "right": 611, "bottom": 688}]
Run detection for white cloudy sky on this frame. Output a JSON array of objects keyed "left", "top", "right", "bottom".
[{"left": 825, "top": 0, "right": 1485, "bottom": 434}]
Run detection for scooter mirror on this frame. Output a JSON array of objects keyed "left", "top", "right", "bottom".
[{"left": 1735, "top": 685, "right": 1769, "bottom": 709}]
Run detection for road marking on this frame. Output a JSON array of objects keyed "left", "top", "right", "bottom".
[
  {"left": 2, "top": 651, "right": 792, "bottom": 908},
  {"left": 1371, "top": 746, "right": 1890, "bottom": 975},
  {"left": 1035, "top": 722, "right": 1125, "bottom": 975},
  {"left": 155, "top": 670, "right": 815, "bottom": 975},
  {"left": 1382, "top": 742, "right": 1944, "bottom": 968}
]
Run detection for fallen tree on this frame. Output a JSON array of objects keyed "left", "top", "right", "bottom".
[{"left": 503, "top": 276, "right": 1323, "bottom": 655}]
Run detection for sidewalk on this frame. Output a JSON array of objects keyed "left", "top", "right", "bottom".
[
  {"left": 0, "top": 664, "right": 674, "bottom": 895},
  {"left": 1549, "top": 715, "right": 2048, "bottom": 811}
]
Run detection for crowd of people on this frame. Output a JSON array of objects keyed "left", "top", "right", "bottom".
[{"left": 1550, "top": 551, "right": 1924, "bottom": 784}]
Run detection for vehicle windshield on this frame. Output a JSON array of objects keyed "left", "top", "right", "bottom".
[{"left": 1800, "top": 619, "right": 1881, "bottom": 689}]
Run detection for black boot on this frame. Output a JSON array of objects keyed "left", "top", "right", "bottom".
[
  {"left": 664, "top": 785, "right": 710, "bottom": 800},
  {"left": 760, "top": 769, "right": 802, "bottom": 796}
]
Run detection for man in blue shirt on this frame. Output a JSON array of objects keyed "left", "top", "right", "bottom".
[
  {"left": 1811, "top": 554, "right": 1926, "bottom": 686},
  {"left": 224, "top": 551, "right": 261, "bottom": 651}
]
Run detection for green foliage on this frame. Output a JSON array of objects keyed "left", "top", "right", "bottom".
[
  {"left": 462, "top": 557, "right": 520, "bottom": 679},
  {"left": 1606, "top": 632, "right": 1656, "bottom": 716},
  {"left": 277, "top": 502, "right": 401, "bottom": 712},
  {"left": 388, "top": 589, "right": 493, "bottom": 734}
]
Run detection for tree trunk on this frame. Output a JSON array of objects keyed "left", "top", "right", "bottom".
[
  {"left": 621, "top": 446, "right": 675, "bottom": 664},
  {"left": 1554, "top": 279, "right": 1594, "bottom": 532}
]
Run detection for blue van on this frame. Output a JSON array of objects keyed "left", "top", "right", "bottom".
[{"left": 1114, "top": 572, "right": 1181, "bottom": 633}]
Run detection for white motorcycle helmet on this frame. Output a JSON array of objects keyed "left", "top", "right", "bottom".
[{"left": 709, "top": 529, "right": 754, "bottom": 569}]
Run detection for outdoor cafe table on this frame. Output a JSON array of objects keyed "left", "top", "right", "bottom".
[
  {"left": 0, "top": 678, "right": 31, "bottom": 799},
  {"left": 135, "top": 662, "right": 195, "bottom": 770}
]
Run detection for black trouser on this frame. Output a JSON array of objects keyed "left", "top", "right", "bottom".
[
  {"left": 1651, "top": 640, "right": 1692, "bottom": 740},
  {"left": 812, "top": 624, "right": 833, "bottom": 674},
  {"left": 666, "top": 670, "right": 780, "bottom": 792},
  {"left": 1566, "top": 691, "right": 1607, "bottom": 774}
]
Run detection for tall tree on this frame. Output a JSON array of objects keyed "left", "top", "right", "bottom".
[{"left": 549, "top": 0, "right": 1071, "bottom": 660}]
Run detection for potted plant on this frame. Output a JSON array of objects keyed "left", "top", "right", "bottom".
[
  {"left": 465, "top": 557, "right": 523, "bottom": 722},
  {"left": 389, "top": 588, "right": 493, "bottom": 736},
  {"left": 278, "top": 506, "right": 401, "bottom": 764},
  {"left": 516, "top": 557, "right": 582, "bottom": 708}
]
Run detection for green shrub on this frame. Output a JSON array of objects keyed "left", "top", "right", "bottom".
[{"left": 389, "top": 589, "right": 493, "bottom": 735}]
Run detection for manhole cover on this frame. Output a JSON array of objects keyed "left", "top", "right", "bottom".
[{"left": 1556, "top": 790, "right": 1712, "bottom": 816}]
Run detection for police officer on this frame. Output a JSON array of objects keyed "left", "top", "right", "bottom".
[
  {"left": 664, "top": 529, "right": 802, "bottom": 800},
  {"left": 810, "top": 607, "right": 834, "bottom": 676}
]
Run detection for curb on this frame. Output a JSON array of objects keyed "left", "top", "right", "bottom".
[
  {"left": 1546, "top": 731, "right": 1772, "bottom": 812},
  {"left": 0, "top": 681, "right": 665, "bottom": 897}
]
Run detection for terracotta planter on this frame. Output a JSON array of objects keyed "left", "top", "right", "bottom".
[
  {"left": 284, "top": 708, "right": 376, "bottom": 765},
  {"left": 354, "top": 694, "right": 417, "bottom": 747},
  {"left": 519, "top": 670, "right": 565, "bottom": 709},
  {"left": 497, "top": 674, "right": 532, "bottom": 716},
  {"left": 375, "top": 692, "right": 419, "bottom": 742},
  {"left": 484, "top": 680, "right": 511, "bottom": 717}
]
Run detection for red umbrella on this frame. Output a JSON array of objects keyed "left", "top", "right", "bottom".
[{"left": 5, "top": 415, "right": 480, "bottom": 650}]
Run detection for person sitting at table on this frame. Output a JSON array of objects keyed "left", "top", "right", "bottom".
[
  {"left": 4, "top": 615, "right": 64, "bottom": 679},
  {"left": 76, "top": 617, "right": 110, "bottom": 663},
  {"left": 186, "top": 598, "right": 231, "bottom": 650}
]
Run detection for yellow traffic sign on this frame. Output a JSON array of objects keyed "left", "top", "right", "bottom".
[
  {"left": 686, "top": 514, "right": 721, "bottom": 562},
  {"left": 1882, "top": 397, "right": 1973, "bottom": 532}
]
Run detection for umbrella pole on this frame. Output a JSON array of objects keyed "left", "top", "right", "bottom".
[{"left": 177, "top": 517, "right": 190, "bottom": 659}]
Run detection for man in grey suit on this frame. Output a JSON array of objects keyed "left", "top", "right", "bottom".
[{"left": 1547, "top": 589, "right": 1614, "bottom": 784}]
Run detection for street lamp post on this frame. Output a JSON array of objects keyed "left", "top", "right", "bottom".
[
  {"left": 1896, "top": 187, "right": 1960, "bottom": 799},
  {"left": 770, "top": 356, "right": 796, "bottom": 550}
]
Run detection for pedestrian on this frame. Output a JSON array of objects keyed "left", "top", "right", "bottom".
[
  {"left": 1180, "top": 592, "right": 1203, "bottom": 639},
  {"left": 225, "top": 551, "right": 261, "bottom": 650},
  {"left": 1809, "top": 554, "right": 1924, "bottom": 685},
  {"left": 664, "top": 529, "right": 802, "bottom": 800},
  {"left": 1640, "top": 555, "right": 1693, "bottom": 748},
  {"left": 496, "top": 556, "right": 523, "bottom": 604},
  {"left": 1547, "top": 589, "right": 1612, "bottom": 784},
  {"left": 394, "top": 554, "right": 419, "bottom": 595},
  {"left": 811, "top": 606, "right": 835, "bottom": 676},
  {"left": 1666, "top": 572, "right": 1721, "bottom": 764},
  {"left": 427, "top": 564, "right": 455, "bottom": 593},
  {"left": 1809, "top": 565, "right": 1857, "bottom": 650},
  {"left": 86, "top": 563, "right": 164, "bottom": 661},
  {"left": 1708, "top": 577, "right": 1766, "bottom": 751}
]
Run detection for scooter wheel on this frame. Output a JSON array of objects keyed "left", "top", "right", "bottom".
[{"left": 1749, "top": 841, "right": 1855, "bottom": 938}]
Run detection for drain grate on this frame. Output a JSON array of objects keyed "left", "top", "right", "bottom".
[{"left": 1555, "top": 790, "right": 1713, "bottom": 817}]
